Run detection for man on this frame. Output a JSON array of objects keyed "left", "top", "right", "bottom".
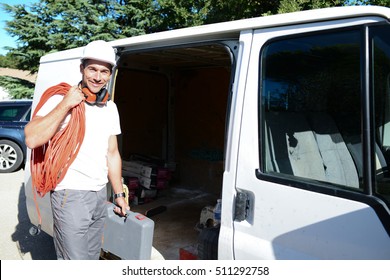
[{"left": 25, "top": 40, "right": 129, "bottom": 260}]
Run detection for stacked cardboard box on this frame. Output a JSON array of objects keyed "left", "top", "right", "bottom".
[{"left": 122, "top": 155, "right": 175, "bottom": 205}]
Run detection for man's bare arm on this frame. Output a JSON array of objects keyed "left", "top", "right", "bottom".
[{"left": 25, "top": 85, "right": 85, "bottom": 149}]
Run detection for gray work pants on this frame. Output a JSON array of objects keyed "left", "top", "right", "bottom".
[{"left": 50, "top": 187, "right": 107, "bottom": 260}]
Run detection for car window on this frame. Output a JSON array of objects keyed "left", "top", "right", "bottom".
[
  {"left": 25, "top": 108, "right": 32, "bottom": 121},
  {"left": 0, "top": 104, "right": 30, "bottom": 121}
]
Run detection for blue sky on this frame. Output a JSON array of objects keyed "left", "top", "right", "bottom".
[{"left": 0, "top": 0, "right": 36, "bottom": 55}]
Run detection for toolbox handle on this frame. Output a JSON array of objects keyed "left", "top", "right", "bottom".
[
  {"left": 110, "top": 202, "right": 148, "bottom": 222},
  {"left": 110, "top": 202, "right": 130, "bottom": 220}
]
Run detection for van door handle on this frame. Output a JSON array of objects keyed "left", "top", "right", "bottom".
[{"left": 234, "top": 190, "right": 250, "bottom": 222}]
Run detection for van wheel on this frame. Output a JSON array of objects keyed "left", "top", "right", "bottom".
[
  {"left": 197, "top": 227, "right": 220, "bottom": 260},
  {"left": 0, "top": 140, "right": 23, "bottom": 173}
]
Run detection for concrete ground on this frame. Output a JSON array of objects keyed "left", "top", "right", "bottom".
[
  {"left": 0, "top": 168, "right": 218, "bottom": 260},
  {"left": 0, "top": 168, "right": 56, "bottom": 260}
]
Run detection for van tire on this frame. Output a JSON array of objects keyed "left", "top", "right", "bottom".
[{"left": 197, "top": 227, "right": 220, "bottom": 260}]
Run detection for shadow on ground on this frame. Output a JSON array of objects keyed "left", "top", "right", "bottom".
[{"left": 11, "top": 182, "right": 56, "bottom": 260}]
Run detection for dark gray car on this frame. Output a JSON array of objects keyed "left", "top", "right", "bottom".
[{"left": 0, "top": 100, "right": 32, "bottom": 173}]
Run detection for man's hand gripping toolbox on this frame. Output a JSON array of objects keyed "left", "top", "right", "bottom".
[{"left": 101, "top": 203, "right": 154, "bottom": 260}]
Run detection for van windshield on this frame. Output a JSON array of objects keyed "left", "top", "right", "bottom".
[{"left": 260, "top": 24, "right": 390, "bottom": 206}]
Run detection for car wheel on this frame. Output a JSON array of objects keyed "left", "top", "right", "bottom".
[{"left": 0, "top": 140, "right": 24, "bottom": 173}]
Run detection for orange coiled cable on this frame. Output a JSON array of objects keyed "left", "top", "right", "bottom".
[{"left": 30, "top": 83, "right": 85, "bottom": 227}]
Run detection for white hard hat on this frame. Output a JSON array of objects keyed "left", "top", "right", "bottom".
[{"left": 81, "top": 40, "right": 116, "bottom": 66}]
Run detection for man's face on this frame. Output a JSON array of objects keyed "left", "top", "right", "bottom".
[{"left": 80, "top": 59, "right": 112, "bottom": 94}]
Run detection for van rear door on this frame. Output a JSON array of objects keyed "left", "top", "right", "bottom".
[{"left": 232, "top": 17, "right": 390, "bottom": 259}]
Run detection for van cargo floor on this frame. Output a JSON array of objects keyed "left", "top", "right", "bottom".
[{"left": 132, "top": 187, "right": 218, "bottom": 260}]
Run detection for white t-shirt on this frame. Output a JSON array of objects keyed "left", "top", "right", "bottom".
[{"left": 37, "top": 95, "right": 121, "bottom": 191}]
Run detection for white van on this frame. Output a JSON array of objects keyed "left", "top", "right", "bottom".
[{"left": 25, "top": 6, "right": 390, "bottom": 259}]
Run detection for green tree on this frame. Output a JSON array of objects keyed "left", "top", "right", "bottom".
[
  {"left": 278, "top": 0, "right": 345, "bottom": 13},
  {"left": 204, "top": 0, "right": 280, "bottom": 23},
  {"left": 349, "top": 0, "right": 390, "bottom": 6},
  {"left": 2, "top": 0, "right": 130, "bottom": 73},
  {"left": 203, "top": 0, "right": 348, "bottom": 22},
  {"left": 2, "top": 0, "right": 382, "bottom": 74},
  {"left": 150, "top": 0, "right": 209, "bottom": 31},
  {"left": 0, "top": 53, "right": 20, "bottom": 68},
  {"left": 0, "top": 76, "right": 34, "bottom": 99}
]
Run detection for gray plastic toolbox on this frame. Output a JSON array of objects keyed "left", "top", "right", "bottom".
[{"left": 101, "top": 203, "right": 154, "bottom": 260}]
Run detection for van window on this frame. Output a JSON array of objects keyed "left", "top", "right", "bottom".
[
  {"left": 372, "top": 25, "right": 390, "bottom": 203},
  {"left": 259, "top": 25, "right": 390, "bottom": 205},
  {"left": 260, "top": 28, "right": 363, "bottom": 190}
]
